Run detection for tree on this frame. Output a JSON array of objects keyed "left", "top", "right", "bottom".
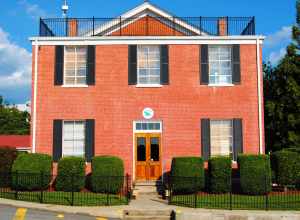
[
  {"left": 264, "top": 0, "right": 300, "bottom": 152},
  {"left": 0, "top": 96, "right": 30, "bottom": 135}
]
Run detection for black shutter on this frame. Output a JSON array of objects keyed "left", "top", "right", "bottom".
[
  {"left": 85, "top": 119, "right": 95, "bottom": 162},
  {"left": 53, "top": 120, "right": 62, "bottom": 162},
  {"left": 200, "top": 45, "right": 209, "bottom": 85},
  {"left": 87, "top": 45, "right": 95, "bottom": 85},
  {"left": 128, "top": 45, "right": 137, "bottom": 85},
  {"left": 55, "top": 46, "right": 64, "bottom": 85},
  {"left": 233, "top": 119, "right": 243, "bottom": 161},
  {"left": 160, "top": 45, "right": 169, "bottom": 85},
  {"left": 201, "top": 119, "right": 210, "bottom": 161},
  {"left": 232, "top": 45, "right": 241, "bottom": 84}
]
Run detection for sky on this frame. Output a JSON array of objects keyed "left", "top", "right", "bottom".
[{"left": 0, "top": 0, "right": 295, "bottom": 104}]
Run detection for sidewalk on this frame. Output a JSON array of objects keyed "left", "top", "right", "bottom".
[{"left": 1, "top": 196, "right": 300, "bottom": 220}]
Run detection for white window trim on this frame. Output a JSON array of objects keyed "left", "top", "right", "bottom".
[
  {"left": 133, "top": 120, "right": 162, "bottom": 133},
  {"left": 63, "top": 46, "right": 88, "bottom": 87},
  {"left": 208, "top": 45, "right": 233, "bottom": 86},
  {"left": 62, "top": 120, "right": 85, "bottom": 157},
  {"left": 137, "top": 45, "right": 161, "bottom": 86}
]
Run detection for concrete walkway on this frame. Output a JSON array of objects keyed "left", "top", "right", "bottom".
[{"left": 2, "top": 196, "right": 300, "bottom": 220}]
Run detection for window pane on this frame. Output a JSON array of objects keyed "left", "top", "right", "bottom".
[
  {"left": 150, "top": 137, "right": 159, "bottom": 161},
  {"left": 137, "top": 137, "right": 146, "bottom": 161},
  {"left": 63, "top": 121, "right": 85, "bottom": 157}
]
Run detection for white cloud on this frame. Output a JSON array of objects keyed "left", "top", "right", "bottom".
[
  {"left": 0, "top": 27, "right": 31, "bottom": 88},
  {"left": 264, "top": 26, "right": 292, "bottom": 47},
  {"left": 268, "top": 48, "right": 286, "bottom": 65},
  {"left": 18, "top": 0, "right": 47, "bottom": 19}
]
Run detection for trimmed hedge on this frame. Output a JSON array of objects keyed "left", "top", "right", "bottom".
[
  {"left": 208, "top": 156, "right": 232, "bottom": 193},
  {"left": 170, "top": 157, "right": 205, "bottom": 193},
  {"left": 0, "top": 147, "right": 18, "bottom": 187},
  {"left": 91, "top": 156, "right": 124, "bottom": 194},
  {"left": 238, "top": 155, "right": 271, "bottom": 195},
  {"left": 271, "top": 150, "right": 300, "bottom": 186},
  {"left": 11, "top": 153, "right": 52, "bottom": 190},
  {"left": 55, "top": 157, "right": 85, "bottom": 192}
]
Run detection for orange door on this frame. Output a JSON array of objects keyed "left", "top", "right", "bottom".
[{"left": 135, "top": 134, "right": 161, "bottom": 181}]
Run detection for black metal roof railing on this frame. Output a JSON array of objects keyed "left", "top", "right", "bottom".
[{"left": 39, "top": 16, "right": 255, "bottom": 37}]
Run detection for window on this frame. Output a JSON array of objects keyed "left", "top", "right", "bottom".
[
  {"left": 210, "top": 120, "right": 233, "bottom": 158},
  {"left": 137, "top": 45, "right": 160, "bottom": 85},
  {"left": 208, "top": 45, "right": 232, "bottom": 85},
  {"left": 63, "top": 121, "right": 85, "bottom": 156},
  {"left": 64, "top": 46, "right": 87, "bottom": 85},
  {"left": 134, "top": 121, "right": 161, "bottom": 132}
]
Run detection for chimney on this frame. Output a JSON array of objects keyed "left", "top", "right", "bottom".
[
  {"left": 218, "top": 17, "right": 228, "bottom": 36},
  {"left": 68, "top": 19, "right": 78, "bottom": 36}
]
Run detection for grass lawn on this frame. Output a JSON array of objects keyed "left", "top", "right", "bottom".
[
  {"left": 0, "top": 190, "right": 128, "bottom": 206},
  {"left": 171, "top": 193, "right": 300, "bottom": 210}
]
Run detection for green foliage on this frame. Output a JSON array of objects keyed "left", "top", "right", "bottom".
[
  {"left": 0, "top": 147, "right": 18, "bottom": 187},
  {"left": 0, "top": 99, "right": 30, "bottom": 135},
  {"left": 208, "top": 156, "right": 232, "bottom": 193},
  {"left": 91, "top": 156, "right": 124, "bottom": 194},
  {"left": 11, "top": 153, "right": 52, "bottom": 190},
  {"left": 271, "top": 150, "right": 300, "bottom": 186},
  {"left": 238, "top": 155, "right": 272, "bottom": 195},
  {"left": 56, "top": 157, "right": 85, "bottom": 192},
  {"left": 264, "top": 1, "right": 300, "bottom": 152},
  {"left": 170, "top": 157, "right": 205, "bottom": 193}
]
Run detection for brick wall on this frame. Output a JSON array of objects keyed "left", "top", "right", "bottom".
[{"left": 32, "top": 44, "right": 263, "bottom": 176}]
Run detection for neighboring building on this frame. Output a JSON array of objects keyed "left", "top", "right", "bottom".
[
  {"left": 30, "top": 2, "right": 264, "bottom": 181},
  {"left": 0, "top": 135, "right": 31, "bottom": 152}
]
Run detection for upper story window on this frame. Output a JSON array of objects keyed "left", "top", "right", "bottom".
[
  {"left": 64, "top": 46, "right": 87, "bottom": 86},
  {"left": 210, "top": 120, "right": 233, "bottom": 158},
  {"left": 137, "top": 45, "right": 161, "bottom": 85},
  {"left": 62, "top": 120, "right": 85, "bottom": 156},
  {"left": 208, "top": 46, "right": 232, "bottom": 85}
]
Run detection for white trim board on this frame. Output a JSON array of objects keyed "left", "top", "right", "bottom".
[{"left": 31, "top": 36, "right": 265, "bottom": 46}]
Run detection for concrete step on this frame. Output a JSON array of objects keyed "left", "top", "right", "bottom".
[
  {"left": 123, "top": 209, "right": 173, "bottom": 220},
  {"left": 134, "top": 180, "right": 162, "bottom": 186}
]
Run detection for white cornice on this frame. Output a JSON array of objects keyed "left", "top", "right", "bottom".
[{"left": 30, "top": 35, "right": 265, "bottom": 45}]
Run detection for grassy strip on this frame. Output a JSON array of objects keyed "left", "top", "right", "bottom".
[
  {"left": 0, "top": 191, "right": 127, "bottom": 206},
  {"left": 171, "top": 194, "right": 300, "bottom": 210}
]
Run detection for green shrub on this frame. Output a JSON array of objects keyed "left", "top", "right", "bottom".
[
  {"left": 11, "top": 153, "right": 52, "bottom": 190},
  {"left": 238, "top": 154, "right": 271, "bottom": 195},
  {"left": 208, "top": 156, "right": 232, "bottom": 193},
  {"left": 55, "top": 157, "right": 85, "bottom": 192},
  {"left": 0, "top": 147, "right": 18, "bottom": 187},
  {"left": 91, "top": 156, "right": 124, "bottom": 194},
  {"left": 271, "top": 150, "right": 300, "bottom": 186},
  {"left": 170, "top": 157, "right": 204, "bottom": 193}
]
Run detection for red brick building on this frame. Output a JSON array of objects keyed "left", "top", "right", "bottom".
[{"left": 30, "top": 2, "right": 265, "bottom": 181}]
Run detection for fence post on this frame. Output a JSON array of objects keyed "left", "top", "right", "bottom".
[
  {"left": 14, "top": 171, "right": 18, "bottom": 200},
  {"left": 126, "top": 174, "right": 129, "bottom": 203},
  {"left": 199, "top": 16, "right": 202, "bottom": 36},
  {"left": 119, "top": 16, "right": 122, "bottom": 36},
  {"left": 65, "top": 17, "right": 68, "bottom": 37},
  {"left": 71, "top": 175, "right": 74, "bottom": 206},
  {"left": 194, "top": 177, "right": 197, "bottom": 208},
  {"left": 106, "top": 177, "right": 109, "bottom": 206},
  {"left": 168, "top": 176, "right": 172, "bottom": 205},
  {"left": 40, "top": 171, "right": 44, "bottom": 203},
  {"left": 226, "top": 16, "right": 229, "bottom": 36},
  {"left": 265, "top": 159, "right": 269, "bottom": 211},
  {"left": 92, "top": 16, "right": 95, "bottom": 36},
  {"left": 230, "top": 177, "right": 232, "bottom": 210}
]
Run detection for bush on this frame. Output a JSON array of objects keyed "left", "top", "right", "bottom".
[
  {"left": 271, "top": 150, "right": 300, "bottom": 186},
  {"left": 208, "top": 156, "right": 232, "bottom": 193},
  {"left": 11, "top": 153, "right": 52, "bottom": 190},
  {"left": 56, "top": 157, "right": 85, "bottom": 192},
  {"left": 91, "top": 156, "right": 124, "bottom": 193},
  {"left": 238, "top": 154, "right": 271, "bottom": 195},
  {"left": 170, "top": 157, "right": 205, "bottom": 193},
  {"left": 0, "top": 147, "right": 18, "bottom": 187}
]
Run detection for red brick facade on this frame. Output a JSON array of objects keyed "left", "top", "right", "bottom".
[{"left": 32, "top": 43, "right": 264, "bottom": 177}]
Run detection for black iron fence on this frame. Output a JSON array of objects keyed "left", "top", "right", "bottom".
[
  {"left": 0, "top": 172, "right": 131, "bottom": 206},
  {"left": 168, "top": 176, "right": 300, "bottom": 210},
  {"left": 39, "top": 16, "right": 255, "bottom": 37}
]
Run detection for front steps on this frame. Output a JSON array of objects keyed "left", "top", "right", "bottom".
[
  {"left": 123, "top": 209, "right": 174, "bottom": 220},
  {"left": 132, "top": 181, "right": 164, "bottom": 198}
]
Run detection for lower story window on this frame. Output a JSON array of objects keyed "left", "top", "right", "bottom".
[
  {"left": 63, "top": 120, "right": 85, "bottom": 156},
  {"left": 210, "top": 120, "right": 233, "bottom": 157}
]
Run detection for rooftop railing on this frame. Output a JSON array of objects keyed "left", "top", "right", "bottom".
[{"left": 39, "top": 16, "right": 255, "bottom": 37}]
